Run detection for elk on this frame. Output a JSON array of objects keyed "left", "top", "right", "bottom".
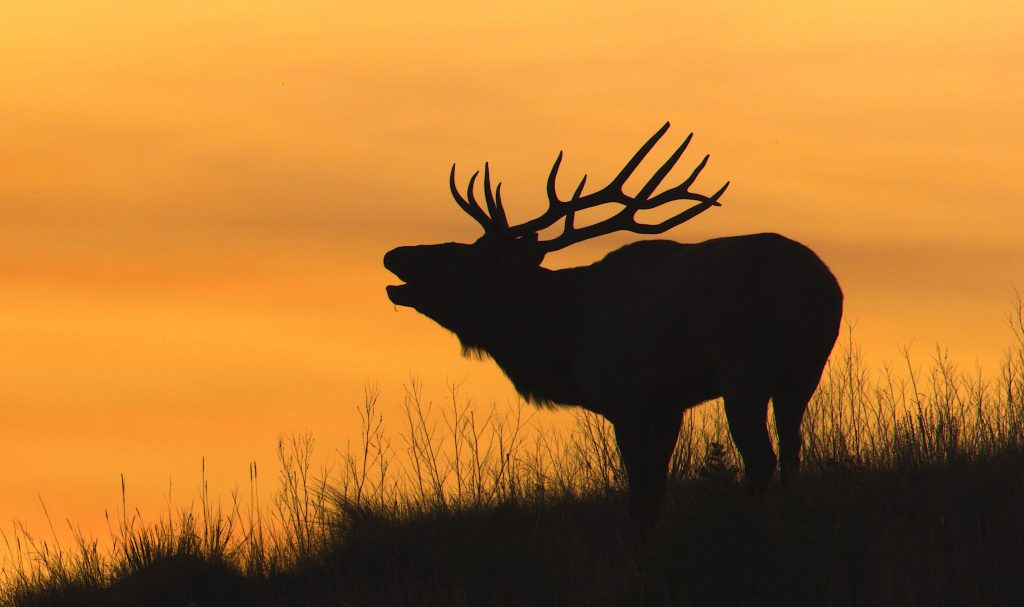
[{"left": 384, "top": 123, "right": 843, "bottom": 534}]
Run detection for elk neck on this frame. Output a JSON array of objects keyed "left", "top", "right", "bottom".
[{"left": 459, "top": 264, "right": 591, "bottom": 407}]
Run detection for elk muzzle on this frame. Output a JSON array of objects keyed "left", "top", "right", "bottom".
[{"left": 383, "top": 246, "right": 417, "bottom": 307}]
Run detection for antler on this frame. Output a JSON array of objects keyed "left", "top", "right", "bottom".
[
  {"left": 449, "top": 163, "right": 509, "bottom": 235},
  {"left": 449, "top": 123, "right": 728, "bottom": 251}
]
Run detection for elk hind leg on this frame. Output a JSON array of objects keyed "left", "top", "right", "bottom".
[
  {"left": 772, "top": 375, "right": 822, "bottom": 486},
  {"left": 722, "top": 390, "right": 776, "bottom": 494}
]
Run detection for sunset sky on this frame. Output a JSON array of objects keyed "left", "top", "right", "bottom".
[{"left": 2, "top": 2, "right": 1022, "bottom": 541}]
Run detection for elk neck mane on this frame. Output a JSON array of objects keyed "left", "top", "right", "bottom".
[{"left": 450, "top": 261, "right": 598, "bottom": 408}]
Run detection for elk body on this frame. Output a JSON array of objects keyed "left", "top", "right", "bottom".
[{"left": 384, "top": 124, "right": 843, "bottom": 532}]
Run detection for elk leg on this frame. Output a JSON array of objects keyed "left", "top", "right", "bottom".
[
  {"left": 722, "top": 391, "right": 776, "bottom": 494},
  {"left": 613, "top": 407, "right": 683, "bottom": 537},
  {"left": 772, "top": 385, "right": 815, "bottom": 486}
]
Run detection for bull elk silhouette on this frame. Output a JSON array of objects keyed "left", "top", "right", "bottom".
[{"left": 384, "top": 123, "right": 843, "bottom": 533}]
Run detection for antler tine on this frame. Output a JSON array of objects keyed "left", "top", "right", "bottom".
[
  {"left": 641, "top": 153, "right": 712, "bottom": 209},
  {"left": 607, "top": 121, "right": 671, "bottom": 192},
  {"left": 709, "top": 180, "right": 730, "bottom": 202},
  {"left": 494, "top": 182, "right": 509, "bottom": 228},
  {"left": 465, "top": 171, "right": 481, "bottom": 210},
  {"left": 682, "top": 154, "right": 710, "bottom": 190},
  {"left": 450, "top": 164, "right": 492, "bottom": 232},
  {"left": 564, "top": 176, "right": 587, "bottom": 232},
  {"left": 634, "top": 131, "right": 692, "bottom": 203},
  {"left": 574, "top": 175, "right": 588, "bottom": 199},
  {"left": 546, "top": 151, "right": 565, "bottom": 207},
  {"left": 483, "top": 163, "right": 509, "bottom": 230},
  {"left": 626, "top": 188, "right": 729, "bottom": 236}
]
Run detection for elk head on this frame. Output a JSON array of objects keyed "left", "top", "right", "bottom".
[{"left": 384, "top": 123, "right": 729, "bottom": 332}]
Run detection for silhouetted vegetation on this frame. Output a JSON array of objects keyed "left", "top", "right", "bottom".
[{"left": 4, "top": 303, "right": 1024, "bottom": 606}]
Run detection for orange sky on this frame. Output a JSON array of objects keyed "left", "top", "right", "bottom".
[{"left": 2, "top": 2, "right": 1023, "bottom": 543}]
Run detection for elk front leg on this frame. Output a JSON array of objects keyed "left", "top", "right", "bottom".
[{"left": 612, "top": 407, "right": 683, "bottom": 538}]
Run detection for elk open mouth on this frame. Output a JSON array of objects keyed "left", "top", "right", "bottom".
[
  {"left": 384, "top": 248, "right": 419, "bottom": 307},
  {"left": 386, "top": 283, "right": 415, "bottom": 306}
]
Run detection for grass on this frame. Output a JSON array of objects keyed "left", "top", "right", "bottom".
[{"left": 3, "top": 301, "right": 1024, "bottom": 606}]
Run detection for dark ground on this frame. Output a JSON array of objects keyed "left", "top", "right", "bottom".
[{"left": 14, "top": 449, "right": 1024, "bottom": 607}]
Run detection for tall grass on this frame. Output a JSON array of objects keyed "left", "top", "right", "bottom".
[{"left": 2, "top": 299, "right": 1023, "bottom": 605}]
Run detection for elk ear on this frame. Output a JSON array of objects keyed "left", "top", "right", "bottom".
[{"left": 502, "top": 234, "right": 545, "bottom": 269}]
